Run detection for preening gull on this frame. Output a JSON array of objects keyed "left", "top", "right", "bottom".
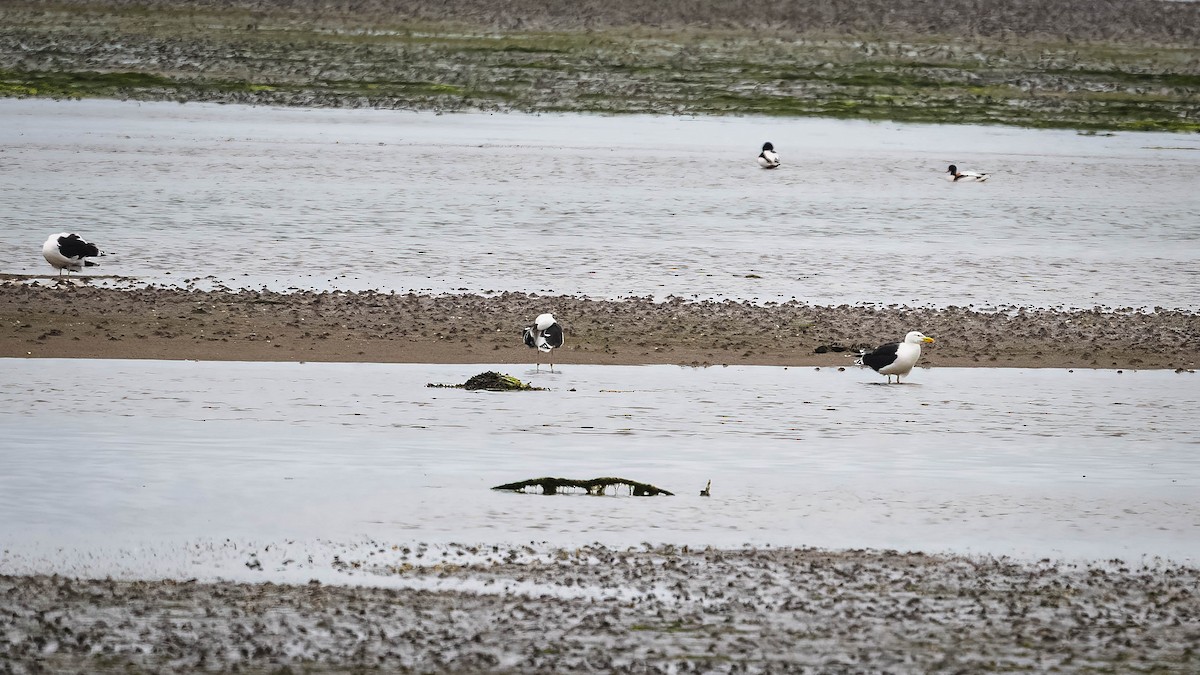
[
  {"left": 42, "top": 232, "right": 105, "bottom": 275},
  {"left": 757, "top": 142, "right": 781, "bottom": 169},
  {"left": 947, "top": 164, "right": 988, "bottom": 182},
  {"left": 523, "top": 313, "right": 564, "bottom": 371},
  {"left": 856, "top": 331, "right": 935, "bottom": 384}
]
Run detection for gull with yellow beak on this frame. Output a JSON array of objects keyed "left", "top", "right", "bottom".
[{"left": 856, "top": 331, "right": 935, "bottom": 384}]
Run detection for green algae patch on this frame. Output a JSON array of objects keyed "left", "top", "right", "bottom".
[
  {"left": 0, "top": 68, "right": 282, "bottom": 100},
  {"left": 427, "top": 371, "right": 544, "bottom": 391}
]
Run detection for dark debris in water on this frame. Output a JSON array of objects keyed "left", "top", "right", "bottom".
[{"left": 493, "top": 476, "right": 674, "bottom": 496}]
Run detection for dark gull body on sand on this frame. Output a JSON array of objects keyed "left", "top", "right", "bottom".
[{"left": 523, "top": 313, "right": 564, "bottom": 371}]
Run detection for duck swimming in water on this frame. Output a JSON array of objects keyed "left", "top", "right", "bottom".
[
  {"left": 947, "top": 164, "right": 988, "bottom": 182},
  {"left": 758, "top": 142, "right": 781, "bottom": 169}
]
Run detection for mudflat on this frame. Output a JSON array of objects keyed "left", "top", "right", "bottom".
[
  {"left": 3, "top": 281, "right": 1197, "bottom": 369},
  {"left": 2, "top": 0, "right": 1198, "bottom": 131},
  {"left": 2, "top": 545, "right": 1197, "bottom": 673}
]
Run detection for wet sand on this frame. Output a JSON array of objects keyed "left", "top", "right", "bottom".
[
  {"left": 2, "top": 281, "right": 1198, "bottom": 369},
  {"left": 2, "top": 545, "right": 1198, "bottom": 673}
]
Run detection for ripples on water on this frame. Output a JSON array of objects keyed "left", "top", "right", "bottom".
[
  {"left": 1, "top": 99, "right": 1198, "bottom": 309},
  {"left": 1, "top": 360, "right": 1197, "bottom": 563}
]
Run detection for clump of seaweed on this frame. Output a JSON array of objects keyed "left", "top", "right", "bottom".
[
  {"left": 427, "top": 371, "right": 544, "bottom": 391},
  {"left": 493, "top": 476, "right": 674, "bottom": 496}
]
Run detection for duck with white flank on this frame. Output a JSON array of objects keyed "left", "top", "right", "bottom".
[
  {"left": 947, "top": 164, "right": 988, "bottom": 182},
  {"left": 42, "top": 232, "right": 105, "bottom": 275},
  {"left": 523, "top": 313, "right": 565, "bottom": 371},
  {"left": 856, "top": 331, "right": 936, "bottom": 384},
  {"left": 757, "top": 142, "right": 781, "bottom": 169}
]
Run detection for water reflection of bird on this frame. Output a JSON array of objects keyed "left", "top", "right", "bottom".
[
  {"left": 757, "top": 142, "right": 780, "bottom": 169},
  {"left": 855, "top": 331, "right": 935, "bottom": 384},
  {"left": 523, "top": 313, "right": 564, "bottom": 371},
  {"left": 947, "top": 164, "right": 988, "bottom": 182},
  {"left": 43, "top": 232, "right": 105, "bottom": 275}
]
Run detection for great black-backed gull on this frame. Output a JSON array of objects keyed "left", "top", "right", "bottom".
[
  {"left": 856, "top": 331, "right": 935, "bottom": 384},
  {"left": 523, "top": 313, "right": 564, "bottom": 371},
  {"left": 757, "top": 142, "right": 781, "bottom": 169},
  {"left": 42, "top": 232, "right": 105, "bottom": 275},
  {"left": 947, "top": 164, "right": 988, "bottom": 182}
]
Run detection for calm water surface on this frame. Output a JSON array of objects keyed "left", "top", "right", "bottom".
[
  {"left": 1, "top": 359, "right": 1197, "bottom": 578},
  {"left": 1, "top": 99, "right": 1198, "bottom": 309},
  {"left": 2, "top": 100, "right": 1199, "bottom": 583}
]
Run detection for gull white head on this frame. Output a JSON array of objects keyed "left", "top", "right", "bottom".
[{"left": 905, "top": 331, "right": 935, "bottom": 345}]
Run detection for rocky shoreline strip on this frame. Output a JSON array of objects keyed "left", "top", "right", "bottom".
[
  {"left": 2, "top": 283, "right": 1198, "bottom": 369},
  {"left": 2, "top": 544, "right": 1197, "bottom": 673}
]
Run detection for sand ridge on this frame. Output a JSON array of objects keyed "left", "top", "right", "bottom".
[{"left": 2, "top": 281, "right": 1198, "bottom": 369}]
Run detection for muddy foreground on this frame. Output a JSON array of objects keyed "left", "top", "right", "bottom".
[
  {"left": 2, "top": 281, "right": 1198, "bottom": 370},
  {"left": 2, "top": 544, "right": 1198, "bottom": 673}
]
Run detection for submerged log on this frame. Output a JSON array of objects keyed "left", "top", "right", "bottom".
[
  {"left": 492, "top": 476, "right": 674, "bottom": 496},
  {"left": 426, "top": 371, "right": 545, "bottom": 391}
]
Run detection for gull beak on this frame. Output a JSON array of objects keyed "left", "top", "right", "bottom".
[{"left": 923, "top": 337, "right": 935, "bottom": 343}]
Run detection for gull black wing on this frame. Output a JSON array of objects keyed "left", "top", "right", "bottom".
[
  {"left": 861, "top": 342, "right": 900, "bottom": 372},
  {"left": 543, "top": 323, "right": 564, "bottom": 349}
]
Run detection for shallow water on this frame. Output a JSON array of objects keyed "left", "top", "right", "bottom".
[
  {"left": 1, "top": 358, "right": 1197, "bottom": 579},
  {"left": 2, "top": 99, "right": 1198, "bottom": 309}
]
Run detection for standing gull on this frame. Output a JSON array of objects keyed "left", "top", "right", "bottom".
[
  {"left": 42, "top": 232, "right": 105, "bottom": 275},
  {"left": 757, "top": 142, "right": 781, "bottom": 169},
  {"left": 856, "top": 331, "right": 935, "bottom": 384},
  {"left": 523, "top": 313, "right": 564, "bottom": 371}
]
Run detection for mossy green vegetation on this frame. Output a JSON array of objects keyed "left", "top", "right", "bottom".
[
  {"left": 1, "top": 2, "right": 1197, "bottom": 132},
  {"left": 427, "top": 371, "right": 543, "bottom": 391}
]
